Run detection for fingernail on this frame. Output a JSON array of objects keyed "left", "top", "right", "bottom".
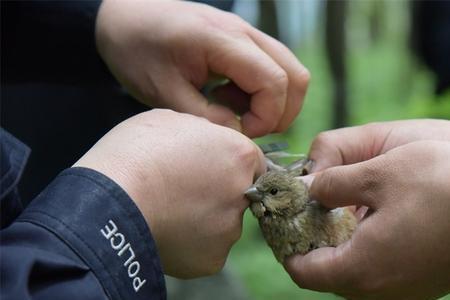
[{"left": 299, "top": 174, "right": 314, "bottom": 188}]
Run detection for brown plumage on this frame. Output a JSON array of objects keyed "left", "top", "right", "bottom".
[{"left": 245, "top": 159, "right": 356, "bottom": 263}]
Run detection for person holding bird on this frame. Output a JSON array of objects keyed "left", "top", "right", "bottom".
[
  {"left": 1, "top": 1, "right": 308, "bottom": 299},
  {"left": 285, "top": 119, "right": 450, "bottom": 300},
  {"left": 2, "top": 1, "right": 450, "bottom": 300}
]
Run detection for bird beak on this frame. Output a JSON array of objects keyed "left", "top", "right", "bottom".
[{"left": 244, "top": 187, "right": 264, "bottom": 202}]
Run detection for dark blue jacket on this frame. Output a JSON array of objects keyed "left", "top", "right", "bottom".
[{"left": 0, "top": 128, "right": 166, "bottom": 300}]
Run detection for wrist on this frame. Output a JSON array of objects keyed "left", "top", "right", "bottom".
[{"left": 73, "top": 155, "right": 165, "bottom": 246}]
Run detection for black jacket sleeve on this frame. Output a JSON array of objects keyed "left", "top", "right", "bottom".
[
  {"left": 1, "top": 1, "right": 116, "bottom": 86},
  {"left": 0, "top": 0, "right": 234, "bottom": 87},
  {"left": 0, "top": 130, "right": 166, "bottom": 300}
]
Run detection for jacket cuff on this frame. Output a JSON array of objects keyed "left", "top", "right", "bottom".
[{"left": 18, "top": 167, "right": 166, "bottom": 300}]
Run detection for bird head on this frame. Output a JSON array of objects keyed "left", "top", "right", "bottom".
[{"left": 245, "top": 171, "right": 309, "bottom": 219}]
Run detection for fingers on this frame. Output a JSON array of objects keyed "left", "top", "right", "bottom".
[
  {"left": 211, "top": 81, "right": 250, "bottom": 116},
  {"left": 284, "top": 245, "right": 355, "bottom": 292},
  {"left": 239, "top": 136, "right": 268, "bottom": 181},
  {"left": 165, "top": 75, "right": 244, "bottom": 132},
  {"left": 309, "top": 156, "right": 388, "bottom": 209},
  {"left": 309, "top": 123, "right": 393, "bottom": 172},
  {"left": 206, "top": 34, "right": 291, "bottom": 137},
  {"left": 248, "top": 28, "right": 310, "bottom": 132}
]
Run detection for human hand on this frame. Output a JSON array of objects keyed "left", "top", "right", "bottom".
[
  {"left": 285, "top": 120, "right": 450, "bottom": 300},
  {"left": 95, "top": 0, "right": 309, "bottom": 138},
  {"left": 74, "top": 109, "right": 265, "bottom": 278},
  {"left": 307, "top": 119, "right": 450, "bottom": 172}
]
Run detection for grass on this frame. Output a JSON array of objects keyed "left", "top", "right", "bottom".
[{"left": 229, "top": 1, "right": 450, "bottom": 299}]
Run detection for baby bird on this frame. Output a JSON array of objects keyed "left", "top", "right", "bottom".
[{"left": 245, "top": 161, "right": 356, "bottom": 263}]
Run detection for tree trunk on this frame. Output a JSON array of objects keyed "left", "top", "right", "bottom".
[
  {"left": 259, "top": 0, "right": 279, "bottom": 40},
  {"left": 325, "top": 0, "right": 348, "bottom": 128}
]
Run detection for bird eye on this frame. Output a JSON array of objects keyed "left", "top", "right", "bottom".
[{"left": 270, "top": 188, "right": 278, "bottom": 195}]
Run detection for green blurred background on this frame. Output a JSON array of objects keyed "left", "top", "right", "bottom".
[{"left": 228, "top": 1, "right": 450, "bottom": 299}]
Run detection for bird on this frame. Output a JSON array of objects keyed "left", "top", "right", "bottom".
[{"left": 245, "top": 158, "right": 357, "bottom": 263}]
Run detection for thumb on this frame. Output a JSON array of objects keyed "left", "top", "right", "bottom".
[
  {"left": 308, "top": 124, "right": 393, "bottom": 172},
  {"left": 309, "top": 157, "right": 386, "bottom": 209}
]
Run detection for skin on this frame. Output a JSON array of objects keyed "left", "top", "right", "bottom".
[
  {"left": 74, "top": 109, "right": 266, "bottom": 279},
  {"left": 95, "top": 0, "right": 309, "bottom": 138},
  {"left": 285, "top": 119, "right": 450, "bottom": 300}
]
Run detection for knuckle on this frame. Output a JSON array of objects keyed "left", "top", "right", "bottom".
[
  {"left": 196, "top": 8, "right": 248, "bottom": 36},
  {"left": 362, "top": 121, "right": 389, "bottom": 140},
  {"left": 272, "top": 69, "right": 289, "bottom": 92},
  {"left": 312, "top": 131, "right": 337, "bottom": 150},
  {"left": 235, "top": 141, "right": 259, "bottom": 166},
  {"left": 223, "top": 11, "right": 247, "bottom": 25},
  {"left": 316, "top": 167, "right": 341, "bottom": 201},
  {"left": 297, "top": 67, "right": 311, "bottom": 89},
  {"left": 264, "top": 69, "right": 288, "bottom": 106}
]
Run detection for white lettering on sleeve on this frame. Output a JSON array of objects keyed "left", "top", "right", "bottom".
[
  {"left": 101, "top": 219, "right": 147, "bottom": 293},
  {"left": 101, "top": 220, "right": 118, "bottom": 239}
]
